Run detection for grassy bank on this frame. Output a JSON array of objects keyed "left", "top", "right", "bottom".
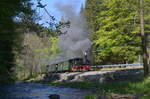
[{"left": 47, "top": 76, "right": 150, "bottom": 99}]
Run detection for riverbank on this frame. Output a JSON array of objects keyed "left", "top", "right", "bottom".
[
  {"left": 46, "top": 76, "right": 150, "bottom": 99},
  {"left": 29, "top": 69, "right": 150, "bottom": 99},
  {"left": 43, "top": 69, "right": 143, "bottom": 83}
]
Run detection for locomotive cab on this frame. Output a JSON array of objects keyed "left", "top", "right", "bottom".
[{"left": 69, "top": 58, "right": 91, "bottom": 72}]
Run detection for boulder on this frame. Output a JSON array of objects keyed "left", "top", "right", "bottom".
[
  {"left": 48, "top": 94, "right": 60, "bottom": 99},
  {"left": 111, "top": 93, "right": 136, "bottom": 99}
]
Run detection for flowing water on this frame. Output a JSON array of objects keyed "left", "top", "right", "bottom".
[{"left": 0, "top": 82, "right": 89, "bottom": 99}]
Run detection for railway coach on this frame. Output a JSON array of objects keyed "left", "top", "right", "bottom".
[{"left": 46, "top": 57, "right": 92, "bottom": 72}]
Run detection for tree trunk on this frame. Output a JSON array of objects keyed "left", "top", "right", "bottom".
[{"left": 140, "top": 0, "right": 150, "bottom": 76}]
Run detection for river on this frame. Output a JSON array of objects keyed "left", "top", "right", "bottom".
[{"left": 0, "top": 82, "right": 89, "bottom": 99}]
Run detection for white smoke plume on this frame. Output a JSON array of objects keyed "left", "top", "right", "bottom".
[{"left": 56, "top": 1, "right": 91, "bottom": 59}]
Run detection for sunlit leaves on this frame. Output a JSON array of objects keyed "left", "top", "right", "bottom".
[{"left": 91, "top": 0, "right": 142, "bottom": 64}]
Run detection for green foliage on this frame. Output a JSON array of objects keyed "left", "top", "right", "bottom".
[
  {"left": 85, "top": 94, "right": 96, "bottom": 99},
  {"left": 84, "top": 0, "right": 103, "bottom": 32},
  {"left": 15, "top": 31, "right": 60, "bottom": 80},
  {"left": 0, "top": 0, "right": 61, "bottom": 82},
  {"left": 0, "top": 0, "right": 32, "bottom": 84},
  {"left": 48, "top": 37, "right": 60, "bottom": 58},
  {"left": 5, "top": 0, "right": 62, "bottom": 80},
  {"left": 84, "top": 0, "right": 147, "bottom": 64}
]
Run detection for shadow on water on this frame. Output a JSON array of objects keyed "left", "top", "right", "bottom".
[{"left": 0, "top": 82, "right": 88, "bottom": 99}]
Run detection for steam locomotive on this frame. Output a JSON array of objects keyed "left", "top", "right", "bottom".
[
  {"left": 45, "top": 51, "right": 142, "bottom": 73},
  {"left": 46, "top": 57, "right": 92, "bottom": 72}
]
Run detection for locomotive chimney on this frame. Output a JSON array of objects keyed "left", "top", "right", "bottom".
[{"left": 83, "top": 51, "right": 88, "bottom": 64}]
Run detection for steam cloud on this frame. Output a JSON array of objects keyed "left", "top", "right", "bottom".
[{"left": 56, "top": 1, "right": 91, "bottom": 59}]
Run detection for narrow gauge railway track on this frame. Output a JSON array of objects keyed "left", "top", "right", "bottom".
[{"left": 92, "top": 63, "right": 143, "bottom": 68}]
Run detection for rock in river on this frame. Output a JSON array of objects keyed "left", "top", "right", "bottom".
[{"left": 49, "top": 94, "right": 60, "bottom": 99}]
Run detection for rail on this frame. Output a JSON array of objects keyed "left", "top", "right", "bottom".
[{"left": 92, "top": 63, "right": 143, "bottom": 68}]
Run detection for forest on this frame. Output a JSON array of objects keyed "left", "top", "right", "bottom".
[
  {"left": 0, "top": 0, "right": 150, "bottom": 85},
  {"left": 83, "top": 0, "right": 150, "bottom": 65}
]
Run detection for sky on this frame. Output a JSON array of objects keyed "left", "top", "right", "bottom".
[{"left": 33, "top": 0, "right": 86, "bottom": 25}]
